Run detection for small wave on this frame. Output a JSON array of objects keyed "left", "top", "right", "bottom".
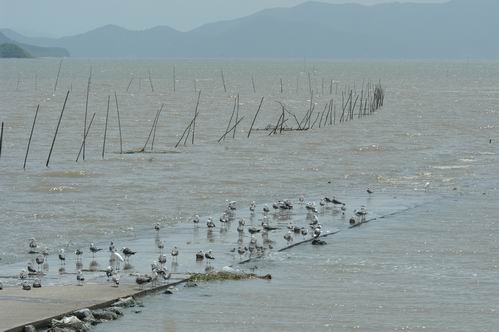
[
  {"left": 357, "top": 144, "right": 384, "bottom": 152},
  {"left": 432, "top": 165, "right": 470, "bottom": 170},
  {"left": 48, "top": 185, "right": 80, "bottom": 193},
  {"left": 44, "top": 170, "right": 89, "bottom": 178}
]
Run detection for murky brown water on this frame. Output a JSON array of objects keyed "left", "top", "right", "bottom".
[{"left": 1, "top": 59, "right": 498, "bottom": 331}]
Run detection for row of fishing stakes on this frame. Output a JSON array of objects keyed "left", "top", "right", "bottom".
[{"left": 3, "top": 62, "right": 384, "bottom": 168}]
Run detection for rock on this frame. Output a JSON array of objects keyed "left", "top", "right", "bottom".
[
  {"left": 23, "top": 325, "right": 36, "bottom": 332},
  {"left": 113, "top": 296, "right": 136, "bottom": 308},
  {"left": 163, "top": 289, "right": 173, "bottom": 294},
  {"left": 91, "top": 309, "right": 118, "bottom": 321},
  {"left": 73, "top": 308, "right": 99, "bottom": 325},
  {"left": 133, "top": 309, "right": 142, "bottom": 314},
  {"left": 48, "top": 328, "right": 75, "bottom": 332},
  {"left": 51, "top": 315, "right": 91, "bottom": 332},
  {"left": 312, "top": 239, "right": 327, "bottom": 245},
  {"left": 107, "top": 307, "right": 124, "bottom": 316},
  {"left": 184, "top": 281, "right": 198, "bottom": 288}
]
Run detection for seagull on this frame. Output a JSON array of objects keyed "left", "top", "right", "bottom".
[
  {"left": 263, "top": 205, "right": 270, "bottom": 213},
  {"left": 299, "top": 194, "right": 305, "bottom": 203},
  {"left": 32, "top": 278, "right": 42, "bottom": 288},
  {"left": 135, "top": 274, "right": 152, "bottom": 289},
  {"left": 300, "top": 228, "right": 308, "bottom": 238},
  {"left": 111, "top": 273, "right": 120, "bottom": 287},
  {"left": 205, "top": 250, "right": 215, "bottom": 263},
  {"left": 90, "top": 243, "right": 102, "bottom": 258},
  {"left": 105, "top": 266, "right": 114, "bottom": 281},
  {"left": 76, "top": 270, "right": 85, "bottom": 286},
  {"left": 158, "top": 254, "right": 167, "bottom": 265},
  {"left": 284, "top": 231, "right": 293, "bottom": 243},
  {"left": 249, "top": 201, "right": 256, "bottom": 212},
  {"left": 157, "top": 240, "right": 165, "bottom": 253},
  {"left": 58, "top": 249, "right": 66, "bottom": 265},
  {"left": 325, "top": 196, "right": 344, "bottom": 206},
  {"left": 227, "top": 200, "right": 237, "bottom": 211},
  {"left": 206, "top": 217, "right": 216, "bottom": 230},
  {"left": 42, "top": 247, "right": 49, "bottom": 258},
  {"left": 313, "top": 227, "right": 322, "bottom": 238},
  {"left": 237, "top": 219, "right": 245, "bottom": 233},
  {"left": 110, "top": 249, "right": 125, "bottom": 270},
  {"left": 27, "top": 262, "right": 37, "bottom": 274},
  {"left": 28, "top": 238, "right": 38, "bottom": 253},
  {"left": 154, "top": 222, "right": 161, "bottom": 233},
  {"left": 305, "top": 202, "right": 317, "bottom": 213},
  {"left": 22, "top": 281, "right": 31, "bottom": 291},
  {"left": 74, "top": 249, "right": 83, "bottom": 261},
  {"left": 0, "top": 281, "right": 3, "bottom": 290},
  {"left": 320, "top": 198, "right": 326, "bottom": 207},
  {"left": 367, "top": 187, "right": 374, "bottom": 194},
  {"left": 170, "top": 247, "right": 179, "bottom": 262},
  {"left": 108, "top": 241, "right": 115, "bottom": 253},
  {"left": 122, "top": 247, "right": 136, "bottom": 262},
  {"left": 424, "top": 182, "right": 430, "bottom": 192},
  {"left": 35, "top": 255, "right": 44, "bottom": 271},
  {"left": 309, "top": 214, "right": 319, "bottom": 226},
  {"left": 248, "top": 225, "right": 260, "bottom": 234},
  {"left": 19, "top": 269, "right": 28, "bottom": 280},
  {"left": 192, "top": 215, "right": 200, "bottom": 225},
  {"left": 237, "top": 246, "right": 246, "bottom": 259},
  {"left": 195, "top": 251, "right": 204, "bottom": 261}
]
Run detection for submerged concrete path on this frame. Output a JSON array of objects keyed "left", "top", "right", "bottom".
[{"left": 1, "top": 276, "right": 188, "bottom": 332}]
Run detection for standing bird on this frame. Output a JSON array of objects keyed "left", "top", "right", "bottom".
[
  {"left": 206, "top": 217, "right": 215, "bottom": 230},
  {"left": 110, "top": 249, "right": 124, "bottom": 270},
  {"left": 19, "top": 269, "right": 28, "bottom": 280},
  {"left": 192, "top": 215, "right": 200, "bottom": 226},
  {"left": 28, "top": 238, "right": 38, "bottom": 253},
  {"left": 195, "top": 251, "right": 204, "bottom": 261},
  {"left": 158, "top": 254, "right": 167, "bottom": 266},
  {"left": 157, "top": 240, "right": 165, "bottom": 254},
  {"left": 35, "top": 255, "right": 45, "bottom": 272},
  {"left": 90, "top": 243, "right": 102, "bottom": 258},
  {"left": 250, "top": 201, "right": 256, "bottom": 213},
  {"left": 76, "top": 270, "right": 85, "bottom": 286},
  {"left": 0, "top": 281, "right": 3, "bottom": 290},
  {"left": 154, "top": 222, "right": 161, "bottom": 233},
  {"left": 205, "top": 250, "right": 215, "bottom": 264},
  {"left": 122, "top": 247, "right": 136, "bottom": 262},
  {"left": 105, "top": 266, "right": 114, "bottom": 281},
  {"left": 424, "top": 182, "right": 430, "bottom": 192},
  {"left": 74, "top": 249, "right": 83, "bottom": 261},
  {"left": 313, "top": 227, "right": 322, "bottom": 238},
  {"left": 108, "top": 241, "right": 115, "bottom": 253},
  {"left": 135, "top": 274, "right": 152, "bottom": 289},
  {"left": 58, "top": 249, "right": 66, "bottom": 265},
  {"left": 111, "top": 273, "right": 120, "bottom": 287},
  {"left": 300, "top": 228, "right": 309, "bottom": 239},
  {"left": 367, "top": 187, "right": 374, "bottom": 194},
  {"left": 263, "top": 205, "right": 270, "bottom": 213},
  {"left": 27, "top": 262, "right": 37, "bottom": 274},
  {"left": 171, "top": 247, "right": 179, "bottom": 262},
  {"left": 299, "top": 194, "right": 305, "bottom": 203},
  {"left": 237, "top": 246, "right": 246, "bottom": 260},
  {"left": 32, "top": 278, "right": 42, "bottom": 288},
  {"left": 284, "top": 231, "right": 293, "bottom": 243}
]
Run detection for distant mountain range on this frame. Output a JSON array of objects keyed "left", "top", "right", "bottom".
[
  {"left": 2, "top": 0, "right": 498, "bottom": 59},
  {"left": 0, "top": 31, "right": 69, "bottom": 57}
]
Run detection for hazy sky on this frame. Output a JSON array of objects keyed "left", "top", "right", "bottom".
[{"left": 1, "top": 0, "right": 445, "bottom": 37}]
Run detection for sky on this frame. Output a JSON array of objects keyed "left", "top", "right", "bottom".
[{"left": 0, "top": 0, "right": 445, "bottom": 37}]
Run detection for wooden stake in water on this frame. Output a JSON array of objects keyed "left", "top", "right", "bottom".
[
  {"left": 76, "top": 112, "right": 96, "bottom": 162},
  {"left": 247, "top": 97, "right": 264, "bottom": 138},
  {"left": 173, "top": 65, "right": 176, "bottom": 93},
  {"left": 23, "top": 104, "right": 40, "bottom": 169},
  {"left": 143, "top": 104, "right": 164, "bottom": 151},
  {"left": 232, "top": 94, "right": 240, "bottom": 139},
  {"left": 223, "top": 96, "right": 238, "bottom": 141},
  {"left": 148, "top": 70, "right": 154, "bottom": 92},
  {"left": 251, "top": 75, "right": 256, "bottom": 93},
  {"left": 192, "top": 90, "right": 201, "bottom": 145},
  {"left": 102, "top": 95, "right": 110, "bottom": 159},
  {"left": 221, "top": 69, "right": 227, "bottom": 93},
  {"left": 0, "top": 121, "right": 3, "bottom": 161},
  {"left": 126, "top": 77, "right": 134, "bottom": 92},
  {"left": 53, "top": 59, "right": 63, "bottom": 95},
  {"left": 114, "top": 92, "right": 123, "bottom": 154},
  {"left": 83, "top": 66, "right": 92, "bottom": 161},
  {"left": 46, "top": 90, "right": 70, "bottom": 167}
]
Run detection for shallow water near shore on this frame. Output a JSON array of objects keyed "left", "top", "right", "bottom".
[{"left": 1, "top": 59, "right": 499, "bottom": 331}]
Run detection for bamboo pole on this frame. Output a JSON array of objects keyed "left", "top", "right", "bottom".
[
  {"left": 251, "top": 75, "right": 256, "bottom": 93},
  {"left": 0, "top": 121, "right": 3, "bottom": 160},
  {"left": 218, "top": 116, "right": 245, "bottom": 142},
  {"left": 114, "top": 92, "right": 123, "bottom": 154},
  {"left": 148, "top": 70, "right": 154, "bottom": 92},
  {"left": 53, "top": 59, "right": 63, "bottom": 95},
  {"left": 223, "top": 96, "right": 237, "bottom": 141},
  {"left": 83, "top": 66, "right": 92, "bottom": 161},
  {"left": 126, "top": 77, "right": 134, "bottom": 92},
  {"left": 143, "top": 104, "right": 164, "bottom": 151},
  {"left": 173, "top": 66, "right": 176, "bottom": 93},
  {"left": 221, "top": 69, "right": 227, "bottom": 93},
  {"left": 151, "top": 104, "right": 164, "bottom": 151},
  {"left": 247, "top": 97, "right": 264, "bottom": 138},
  {"left": 23, "top": 104, "right": 40, "bottom": 169},
  {"left": 232, "top": 94, "right": 239, "bottom": 139},
  {"left": 46, "top": 90, "right": 70, "bottom": 167},
  {"left": 192, "top": 90, "right": 201, "bottom": 145},
  {"left": 76, "top": 112, "right": 96, "bottom": 162},
  {"left": 102, "top": 96, "right": 110, "bottom": 159},
  {"left": 280, "top": 78, "right": 283, "bottom": 94}
]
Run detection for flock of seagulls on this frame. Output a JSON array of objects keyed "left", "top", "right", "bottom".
[{"left": 10, "top": 190, "right": 376, "bottom": 291}]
